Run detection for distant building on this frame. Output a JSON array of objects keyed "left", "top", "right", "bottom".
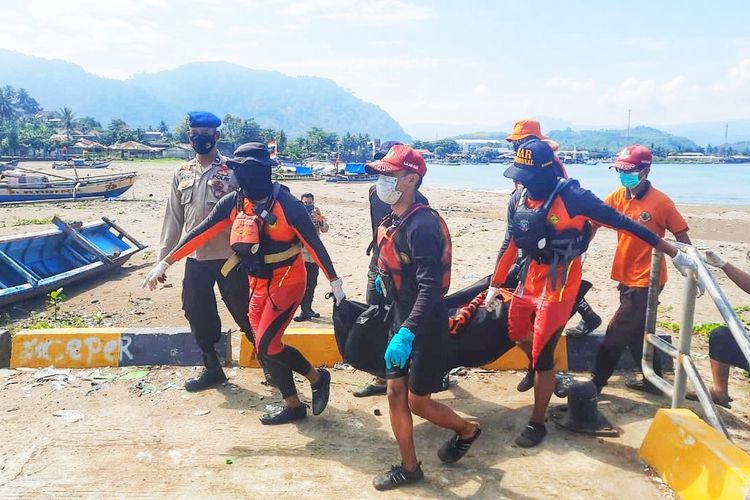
[
  {"left": 142, "top": 131, "right": 164, "bottom": 143},
  {"left": 456, "top": 139, "right": 506, "bottom": 153}
]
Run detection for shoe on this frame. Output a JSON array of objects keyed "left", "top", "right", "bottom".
[
  {"left": 310, "top": 310, "right": 320, "bottom": 319},
  {"left": 185, "top": 351, "right": 227, "bottom": 392},
  {"left": 311, "top": 368, "right": 331, "bottom": 415},
  {"left": 565, "top": 317, "right": 602, "bottom": 338},
  {"left": 372, "top": 463, "right": 424, "bottom": 491},
  {"left": 435, "top": 373, "right": 455, "bottom": 393},
  {"left": 686, "top": 390, "right": 732, "bottom": 409},
  {"left": 625, "top": 378, "right": 662, "bottom": 395},
  {"left": 517, "top": 370, "right": 534, "bottom": 392},
  {"left": 353, "top": 380, "right": 387, "bottom": 398},
  {"left": 294, "top": 312, "right": 312, "bottom": 322},
  {"left": 438, "top": 425, "right": 482, "bottom": 463},
  {"left": 515, "top": 422, "right": 547, "bottom": 448},
  {"left": 259, "top": 404, "right": 307, "bottom": 425}
]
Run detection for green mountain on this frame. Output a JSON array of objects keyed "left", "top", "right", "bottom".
[
  {"left": 547, "top": 126, "right": 700, "bottom": 152},
  {"left": 0, "top": 50, "right": 409, "bottom": 140}
]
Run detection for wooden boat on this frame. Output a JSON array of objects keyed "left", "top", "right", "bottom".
[
  {"left": 0, "top": 168, "right": 137, "bottom": 203},
  {"left": 272, "top": 164, "right": 322, "bottom": 182},
  {"left": 0, "top": 159, "right": 18, "bottom": 172},
  {"left": 324, "top": 163, "right": 378, "bottom": 183},
  {"left": 0, "top": 216, "right": 146, "bottom": 307},
  {"left": 52, "top": 158, "right": 111, "bottom": 169}
]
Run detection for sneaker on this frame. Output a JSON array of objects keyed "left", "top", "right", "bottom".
[
  {"left": 565, "top": 316, "right": 602, "bottom": 338},
  {"left": 259, "top": 405, "right": 307, "bottom": 425},
  {"left": 515, "top": 422, "right": 547, "bottom": 448},
  {"left": 310, "top": 310, "right": 321, "bottom": 319},
  {"left": 293, "top": 312, "right": 312, "bottom": 322},
  {"left": 517, "top": 370, "right": 534, "bottom": 392},
  {"left": 435, "top": 373, "right": 456, "bottom": 393},
  {"left": 372, "top": 463, "right": 424, "bottom": 491},
  {"left": 438, "top": 425, "right": 482, "bottom": 463},
  {"left": 311, "top": 368, "right": 331, "bottom": 415},
  {"left": 353, "top": 379, "right": 387, "bottom": 398}
]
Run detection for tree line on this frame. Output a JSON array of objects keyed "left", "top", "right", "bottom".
[{"left": 0, "top": 85, "right": 375, "bottom": 161}]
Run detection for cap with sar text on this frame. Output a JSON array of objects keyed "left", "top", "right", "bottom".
[
  {"left": 503, "top": 139, "right": 556, "bottom": 182},
  {"left": 366, "top": 144, "right": 427, "bottom": 177},
  {"left": 611, "top": 144, "right": 652, "bottom": 171}
]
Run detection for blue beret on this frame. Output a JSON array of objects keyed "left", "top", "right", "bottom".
[{"left": 187, "top": 111, "right": 221, "bottom": 128}]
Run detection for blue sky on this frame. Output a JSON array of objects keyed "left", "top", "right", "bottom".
[{"left": 1, "top": 0, "right": 749, "bottom": 135}]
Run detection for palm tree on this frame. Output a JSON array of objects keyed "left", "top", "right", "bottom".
[
  {"left": 59, "top": 106, "right": 76, "bottom": 139},
  {"left": 0, "top": 86, "right": 19, "bottom": 125},
  {"left": 158, "top": 120, "right": 169, "bottom": 135}
]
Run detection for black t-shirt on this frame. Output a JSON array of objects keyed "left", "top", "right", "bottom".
[{"left": 385, "top": 207, "right": 446, "bottom": 336}]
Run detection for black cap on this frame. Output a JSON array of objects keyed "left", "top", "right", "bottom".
[
  {"left": 503, "top": 139, "right": 556, "bottom": 183},
  {"left": 226, "top": 142, "right": 278, "bottom": 168}
]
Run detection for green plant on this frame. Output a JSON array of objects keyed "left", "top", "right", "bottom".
[
  {"left": 47, "top": 288, "right": 65, "bottom": 320},
  {"left": 13, "top": 217, "right": 51, "bottom": 226}
]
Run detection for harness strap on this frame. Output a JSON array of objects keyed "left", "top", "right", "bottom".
[{"left": 264, "top": 243, "right": 302, "bottom": 264}]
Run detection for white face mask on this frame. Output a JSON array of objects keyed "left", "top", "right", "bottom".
[{"left": 376, "top": 175, "right": 402, "bottom": 205}]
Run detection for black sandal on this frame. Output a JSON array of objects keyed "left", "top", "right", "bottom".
[{"left": 438, "top": 425, "right": 482, "bottom": 463}]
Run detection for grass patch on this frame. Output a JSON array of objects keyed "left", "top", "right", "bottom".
[
  {"left": 13, "top": 217, "right": 52, "bottom": 226},
  {"left": 657, "top": 305, "right": 750, "bottom": 340}
]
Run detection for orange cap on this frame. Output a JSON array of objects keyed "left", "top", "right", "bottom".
[{"left": 506, "top": 119, "right": 547, "bottom": 141}]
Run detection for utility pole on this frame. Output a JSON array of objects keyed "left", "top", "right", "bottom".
[
  {"left": 724, "top": 123, "right": 729, "bottom": 156},
  {"left": 626, "top": 109, "right": 631, "bottom": 144}
]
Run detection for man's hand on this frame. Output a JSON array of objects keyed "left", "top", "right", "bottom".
[
  {"left": 484, "top": 286, "right": 502, "bottom": 312},
  {"left": 384, "top": 327, "right": 415, "bottom": 369},
  {"left": 704, "top": 251, "right": 727, "bottom": 269},
  {"left": 672, "top": 251, "right": 705, "bottom": 297},
  {"left": 330, "top": 277, "right": 346, "bottom": 305},
  {"left": 142, "top": 260, "right": 170, "bottom": 291}
]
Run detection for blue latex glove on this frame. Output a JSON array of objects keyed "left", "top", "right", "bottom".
[
  {"left": 374, "top": 275, "right": 384, "bottom": 296},
  {"left": 384, "top": 327, "right": 415, "bottom": 369}
]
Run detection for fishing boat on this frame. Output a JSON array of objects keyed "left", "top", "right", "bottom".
[
  {"left": 0, "top": 216, "right": 146, "bottom": 307},
  {"left": 0, "top": 159, "right": 19, "bottom": 172},
  {"left": 324, "top": 163, "right": 378, "bottom": 183},
  {"left": 273, "top": 164, "right": 322, "bottom": 182},
  {"left": 0, "top": 168, "right": 137, "bottom": 204},
  {"left": 52, "top": 158, "right": 111, "bottom": 169}
]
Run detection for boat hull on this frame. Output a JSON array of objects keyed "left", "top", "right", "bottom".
[
  {"left": 0, "top": 217, "right": 146, "bottom": 307},
  {"left": 0, "top": 174, "right": 136, "bottom": 203},
  {"left": 324, "top": 174, "right": 379, "bottom": 183}
]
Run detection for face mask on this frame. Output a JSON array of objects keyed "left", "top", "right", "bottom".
[
  {"left": 304, "top": 204, "right": 314, "bottom": 214},
  {"left": 522, "top": 172, "right": 558, "bottom": 200},
  {"left": 376, "top": 175, "right": 402, "bottom": 205},
  {"left": 189, "top": 134, "right": 216, "bottom": 155},
  {"left": 234, "top": 164, "right": 272, "bottom": 201},
  {"left": 619, "top": 172, "right": 641, "bottom": 189}
]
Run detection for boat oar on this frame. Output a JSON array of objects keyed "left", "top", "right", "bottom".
[{"left": 12, "top": 165, "right": 77, "bottom": 182}]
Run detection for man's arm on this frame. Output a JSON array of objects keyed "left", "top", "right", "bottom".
[
  {"left": 722, "top": 262, "right": 750, "bottom": 295},
  {"left": 166, "top": 192, "right": 236, "bottom": 264},
  {"left": 674, "top": 230, "right": 691, "bottom": 245},
  {"left": 157, "top": 172, "right": 185, "bottom": 262},
  {"left": 401, "top": 216, "right": 443, "bottom": 335}
]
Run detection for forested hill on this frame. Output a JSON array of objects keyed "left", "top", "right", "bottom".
[{"left": 0, "top": 50, "right": 409, "bottom": 140}]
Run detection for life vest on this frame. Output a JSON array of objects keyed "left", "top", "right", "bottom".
[
  {"left": 511, "top": 179, "right": 592, "bottom": 291},
  {"left": 223, "top": 183, "right": 301, "bottom": 279},
  {"left": 375, "top": 204, "right": 451, "bottom": 299}
]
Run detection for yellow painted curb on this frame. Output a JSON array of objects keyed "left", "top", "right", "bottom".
[
  {"left": 240, "top": 327, "right": 342, "bottom": 367},
  {"left": 239, "top": 328, "right": 568, "bottom": 371},
  {"left": 11, "top": 328, "right": 126, "bottom": 368},
  {"left": 640, "top": 408, "right": 750, "bottom": 499}
]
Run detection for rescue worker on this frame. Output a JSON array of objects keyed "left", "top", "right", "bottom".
[
  {"left": 485, "top": 138, "right": 700, "bottom": 448},
  {"left": 591, "top": 145, "right": 696, "bottom": 394},
  {"left": 294, "top": 192, "right": 329, "bottom": 322},
  {"left": 354, "top": 140, "right": 429, "bottom": 398},
  {"left": 145, "top": 142, "right": 346, "bottom": 425},
  {"left": 154, "top": 111, "right": 254, "bottom": 392},
  {"left": 366, "top": 145, "right": 481, "bottom": 491},
  {"left": 686, "top": 250, "right": 750, "bottom": 408}
]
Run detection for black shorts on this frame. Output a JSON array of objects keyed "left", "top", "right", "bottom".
[
  {"left": 709, "top": 326, "right": 750, "bottom": 370},
  {"left": 385, "top": 309, "right": 448, "bottom": 397}
]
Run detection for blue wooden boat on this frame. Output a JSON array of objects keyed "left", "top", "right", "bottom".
[{"left": 0, "top": 216, "right": 146, "bottom": 308}]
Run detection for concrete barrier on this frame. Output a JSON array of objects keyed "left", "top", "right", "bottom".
[
  {"left": 640, "top": 408, "right": 750, "bottom": 499},
  {"left": 0, "top": 330, "right": 10, "bottom": 367},
  {"left": 238, "top": 327, "right": 568, "bottom": 371},
  {"left": 10, "top": 327, "right": 230, "bottom": 368}
]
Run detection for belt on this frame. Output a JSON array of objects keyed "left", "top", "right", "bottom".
[{"left": 220, "top": 244, "right": 302, "bottom": 277}]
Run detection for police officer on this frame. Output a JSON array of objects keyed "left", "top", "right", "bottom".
[{"left": 152, "top": 111, "right": 252, "bottom": 392}]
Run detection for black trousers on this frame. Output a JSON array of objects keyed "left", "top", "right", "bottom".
[
  {"left": 366, "top": 254, "right": 380, "bottom": 305},
  {"left": 593, "top": 284, "right": 662, "bottom": 384},
  {"left": 182, "top": 258, "right": 252, "bottom": 353},
  {"left": 300, "top": 261, "right": 320, "bottom": 314}
]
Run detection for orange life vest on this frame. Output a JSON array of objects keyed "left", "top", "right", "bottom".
[{"left": 375, "top": 204, "right": 452, "bottom": 298}]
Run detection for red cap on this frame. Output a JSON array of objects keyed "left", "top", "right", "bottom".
[
  {"left": 506, "top": 119, "right": 547, "bottom": 141},
  {"left": 365, "top": 144, "right": 427, "bottom": 177},
  {"left": 612, "top": 144, "right": 652, "bottom": 171}
]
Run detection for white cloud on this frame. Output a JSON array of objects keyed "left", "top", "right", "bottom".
[
  {"left": 282, "top": 0, "right": 432, "bottom": 24},
  {"left": 728, "top": 59, "right": 750, "bottom": 82},
  {"left": 544, "top": 77, "right": 594, "bottom": 91},
  {"left": 473, "top": 83, "right": 489, "bottom": 97},
  {"left": 662, "top": 76, "right": 686, "bottom": 92}
]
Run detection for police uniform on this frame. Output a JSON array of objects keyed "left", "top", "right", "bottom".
[{"left": 158, "top": 113, "right": 252, "bottom": 354}]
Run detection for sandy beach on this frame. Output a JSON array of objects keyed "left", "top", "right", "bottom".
[
  {"left": 2, "top": 159, "right": 750, "bottom": 497},
  {"left": 2, "top": 159, "right": 749, "bottom": 330}
]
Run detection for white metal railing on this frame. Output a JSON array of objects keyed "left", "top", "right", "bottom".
[{"left": 642, "top": 244, "right": 750, "bottom": 439}]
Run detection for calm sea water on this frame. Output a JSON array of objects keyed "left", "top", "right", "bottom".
[{"left": 423, "top": 162, "right": 750, "bottom": 206}]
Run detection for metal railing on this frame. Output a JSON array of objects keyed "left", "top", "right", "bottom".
[{"left": 642, "top": 244, "right": 750, "bottom": 439}]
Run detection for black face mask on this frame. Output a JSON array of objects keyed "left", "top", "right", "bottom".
[
  {"left": 234, "top": 164, "right": 273, "bottom": 201},
  {"left": 189, "top": 134, "right": 216, "bottom": 155},
  {"left": 522, "top": 173, "right": 558, "bottom": 200}
]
